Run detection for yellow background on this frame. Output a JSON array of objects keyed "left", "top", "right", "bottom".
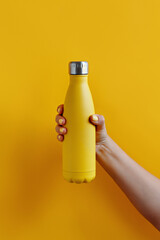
[{"left": 0, "top": 0, "right": 160, "bottom": 239}]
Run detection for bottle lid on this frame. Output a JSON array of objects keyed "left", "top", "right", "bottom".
[{"left": 69, "top": 61, "right": 88, "bottom": 75}]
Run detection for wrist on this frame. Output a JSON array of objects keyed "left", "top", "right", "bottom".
[{"left": 96, "top": 135, "right": 121, "bottom": 174}]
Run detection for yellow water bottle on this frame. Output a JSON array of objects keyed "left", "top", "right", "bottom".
[{"left": 62, "top": 61, "right": 96, "bottom": 183}]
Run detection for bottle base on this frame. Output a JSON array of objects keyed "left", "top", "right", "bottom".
[{"left": 63, "top": 171, "right": 96, "bottom": 184}]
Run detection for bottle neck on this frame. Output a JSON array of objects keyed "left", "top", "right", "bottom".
[{"left": 69, "top": 74, "right": 88, "bottom": 84}]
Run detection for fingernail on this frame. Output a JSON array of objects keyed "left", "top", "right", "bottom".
[
  {"left": 59, "top": 119, "right": 63, "bottom": 125},
  {"left": 57, "top": 107, "right": 61, "bottom": 113},
  {"left": 92, "top": 115, "right": 98, "bottom": 121},
  {"left": 60, "top": 127, "right": 65, "bottom": 133}
]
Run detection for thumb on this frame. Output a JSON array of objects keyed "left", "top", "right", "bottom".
[
  {"left": 89, "top": 114, "right": 108, "bottom": 144},
  {"left": 89, "top": 114, "right": 106, "bottom": 132}
]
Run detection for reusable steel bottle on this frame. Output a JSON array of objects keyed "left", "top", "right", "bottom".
[{"left": 62, "top": 61, "right": 96, "bottom": 183}]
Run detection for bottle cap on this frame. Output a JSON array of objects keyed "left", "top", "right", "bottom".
[{"left": 69, "top": 61, "right": 88, "bottom": 75}]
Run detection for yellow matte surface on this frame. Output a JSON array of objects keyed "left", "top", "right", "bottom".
[
  {"left": 63, "top": 75, "right": 96, "bottom": 183},
  {"left": 0, "top": 0, "right": 160, "bottom": 239}
]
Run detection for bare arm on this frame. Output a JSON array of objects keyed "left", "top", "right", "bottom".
[
  {"left": 97, "top": 135, "right": 160, "bottom": 231},
  {"left": 55, "top": 104, "right": 160, "bottom": 231}
]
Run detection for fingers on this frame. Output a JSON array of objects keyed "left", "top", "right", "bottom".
[
  {"left": 57, "top": 104, "right": 64, "bottom": 115},
  {"left": 56, "top": 104, "right": 66, "bottom": 142},
  {"left": 57, "top": 134, "right": 64, "bottom": 142},
  {"left": 55, "top": 114, "right": 66, "bottom": 126},
  {"left": 89, "top": 114, "right": 106, "bottom": 132},
  {"left": 55, "top": 125, "right": 67, "bottom": 135}
]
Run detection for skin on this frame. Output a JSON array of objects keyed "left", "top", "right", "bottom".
[{"left": 55, "top": 104, "right": 160, "bottom": 231}]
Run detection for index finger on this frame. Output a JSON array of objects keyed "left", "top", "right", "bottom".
[{"left": 57, "top": 104, "right": 64, "bottom": 115}]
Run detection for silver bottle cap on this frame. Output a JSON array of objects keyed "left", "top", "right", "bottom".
[{"left": 69, "top": 61, "right": 88, "bottom": 75}]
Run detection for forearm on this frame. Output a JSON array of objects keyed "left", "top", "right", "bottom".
[{"left": 97, "top": 136, "right": 160, "bottom": 231}]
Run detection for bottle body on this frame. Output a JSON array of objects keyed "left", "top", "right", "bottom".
[{"left": 62, "top": 74, "right": 96, "bottom": 183}]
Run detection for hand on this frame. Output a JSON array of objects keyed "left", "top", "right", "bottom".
[{"left": 55, "top": 104, "right": 109, "bottom": 157}]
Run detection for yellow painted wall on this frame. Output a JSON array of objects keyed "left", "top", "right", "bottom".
[{"left": 0, "top": 0, "right": 160, "bottom": 239}]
